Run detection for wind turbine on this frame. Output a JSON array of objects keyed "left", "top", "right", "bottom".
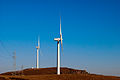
[
  {"left": 36, "top": 37, "right": 40, "bottom": 69},
  {"left": 54, "top": 17, "right": 63, "bottom": 75}
]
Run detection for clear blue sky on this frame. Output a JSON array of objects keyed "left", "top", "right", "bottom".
[{"left": 0, "top": 0, "right": 120, "bottom": 76}]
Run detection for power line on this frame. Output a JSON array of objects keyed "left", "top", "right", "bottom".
[{"left": 0, "top": 40, "right": 12, "bottom": 56}]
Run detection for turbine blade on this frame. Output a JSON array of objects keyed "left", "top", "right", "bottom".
[
  {"left": 38, "top": 36, "right": 42, "bottom": 56},
  {"left": 38, "top": 36, "right": 40, "bottom": 49},
  {"left": 60, "top": 16, "right": 63, "bottom": 53},
  {"left": 60, "top": 16, "right": 62, "bottom": 35},
  {"left": 40, "top": 49, "right": 43, "bottom": 56},
  {"left": 61, "top": 34, "right": 63, "bottom": 51},
  {"left": 61, "top": 41, "right": 63, "bottom": 52}
]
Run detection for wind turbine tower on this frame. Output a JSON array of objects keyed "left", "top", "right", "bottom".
[
  {"left": 36, "top": 37, "right": 40, "bottom": 69},
  {"left": 54, "top": 17, "right": 63, "bottom": 75}
]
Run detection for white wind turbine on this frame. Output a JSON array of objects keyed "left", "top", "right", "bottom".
[
  {"left": 54, "top": 17, "right": 63, "bottom": 75},
  {"left": 36, "top": 37, "right": 40, "bottom": 69}
]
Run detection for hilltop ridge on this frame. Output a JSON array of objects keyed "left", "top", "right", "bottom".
[{"left": 1, "top": 67, "right": 88, "bottom": 75}]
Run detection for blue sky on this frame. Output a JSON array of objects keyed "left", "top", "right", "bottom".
[{"left": 0, "top": 0, "right": 120, "bottom": 76}]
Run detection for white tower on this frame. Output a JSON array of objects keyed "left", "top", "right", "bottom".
[
  {"left": 36, "top": 37, "right": 40, "bottom": 69},
  {"left": 54, "top": 17, "right": 63, "bottom": 75}
]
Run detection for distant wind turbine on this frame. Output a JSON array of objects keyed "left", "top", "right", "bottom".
[
  {"left": 36, "top": 37, "right": 40, "bottom": 68},
  {"left": 54, "top": 17, "right": 63, "bottom": 75}
]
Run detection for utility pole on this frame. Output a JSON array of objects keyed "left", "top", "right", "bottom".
[
  {"left": 21, "top": 65, "right": 24, "bottom": 76},
  {"left": 13, "top": 51, "right": 16, "bottom": 75}
]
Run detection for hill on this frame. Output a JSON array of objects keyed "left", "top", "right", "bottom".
[
  {"left": 1, "top": 67, "right": 88, "bottom": 75},
  {"left": 0, "top": 67, "right": 120, "bottom": 80}
]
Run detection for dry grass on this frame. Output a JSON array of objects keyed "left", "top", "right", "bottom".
[
  {"left": 0, "top": 74, "right": 120, "bottom": 80},
  {"left": 0, "top": 67, "right": 120, "bottom": 80}
]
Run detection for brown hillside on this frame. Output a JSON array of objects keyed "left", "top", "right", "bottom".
[
  {"left": 1, "top": 67, "right": 88, "bottom": 75},
  {"left": 0, "top": 67, "right": 120, "bottom": 80}
]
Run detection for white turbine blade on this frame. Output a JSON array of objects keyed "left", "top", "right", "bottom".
[
  {"left": 60, "top": 34, "right": 63, "bottom": 52},
  {"left": 40, "top": 49, "right": 43, "bottom": 56},
  {"left": 61, "top": 34, "right": 63, "bottom": 52},
  {"left": 60, "top": 16, "right": 62, "bottom": 35},
  {"left": 38, "top": 36, "right": 40, "bottom": 49},
  {"left": 38, "top": 36, "right": 42, "bottom": 56},
  {"left": 60, "top": 16, "right": 63, "bottom": 52}
]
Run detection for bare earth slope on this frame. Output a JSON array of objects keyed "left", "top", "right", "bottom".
[
  {"left": 1, "top": 67, "right": 88, "bottom": 75},
  {"left": 0, "top": 67, "right": 120, "bottom": 80}
]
